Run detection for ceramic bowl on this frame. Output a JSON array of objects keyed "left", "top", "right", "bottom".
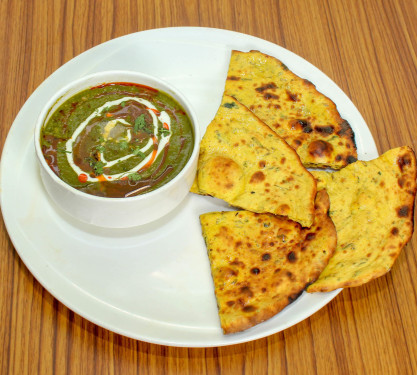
[{"left": 34, "top": 70, "right": 200, "bottom": 228}]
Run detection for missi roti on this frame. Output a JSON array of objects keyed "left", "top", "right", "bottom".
[
  {"left": 224, "top": 50, "right": 357, "bottom": 169},
  {"left": 193, "top": 95, "right": 316, "bottom": 228},
  {"left": 307, "top": 146, "right": 417, "bottom": 292},
  {"left": 200, "top": 190, "right": 337, "bottom": 334}
]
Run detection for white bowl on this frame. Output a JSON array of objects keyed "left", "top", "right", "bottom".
[{"left": 34, "top": 70, "right": 200, "bottom": 228}]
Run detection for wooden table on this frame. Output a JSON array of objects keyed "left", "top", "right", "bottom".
[{"left": 1, "top": 0, "right": 416, "bottom": 373}]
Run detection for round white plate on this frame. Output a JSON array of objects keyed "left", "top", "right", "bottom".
[{"left": 0, "top": 27, "right": 378, "bottom": 347}]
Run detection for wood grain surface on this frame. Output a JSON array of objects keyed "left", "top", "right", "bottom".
[{"left": 1, "top": 0, "right": 417, "bottom": 374}]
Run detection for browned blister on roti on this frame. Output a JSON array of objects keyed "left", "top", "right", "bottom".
[
  {"left": 224, "top": 50, "right": 357, "bottom": 169},
  {"left": 200, "top": 190, "right": 337, "bottom": 334},
  {"left": 193, "top": 95, "right": 316, "bottom": 228},
  {"left": 307, "top": 146, "right": 417, "bottom": 292}
]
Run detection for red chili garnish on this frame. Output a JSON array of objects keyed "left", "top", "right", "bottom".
[
  {"left": 148, "top": 108, "right": 160, "bottom": 116},
  {"left": 90, "top": 82, "right": 158, "bottom": 92},
  {"left": 139, "top": 136, "right": 158, "bottom": 171},
  {"left": 163, "top": 122, "right": 169, "bottom": 130},
  {"left": 106, "top": 113, "right": 113, "bottom": 117},
  {"left": 78, "top": 174, "right": 88, "bottom": 183}
]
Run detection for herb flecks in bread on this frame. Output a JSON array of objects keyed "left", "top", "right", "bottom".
[
  {"left": 193, "top": 95, "right": 316, "bottom": 228},
  {"left": 307, "top": 147, "right": 417, "bottom": 292},
  {"left": 200, "top": 190, "right": 336, "bottom": 334},
  {"left": 224, "top": 50, "right": 357, "bottom": 169}
]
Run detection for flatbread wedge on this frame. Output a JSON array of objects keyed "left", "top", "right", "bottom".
[
  {"left": 224, "top": 50, "right": 357, "bottom": 169},
  {"left": 193, "top": 95, "right": 317, "bottom": 228},
  {"left": 307, "top": 146, "right": 417, "bottom": 293},
  {"left": 200, "top": 190, "right": 337, "bottom": 334}
]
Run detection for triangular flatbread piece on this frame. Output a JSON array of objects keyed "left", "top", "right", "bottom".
[
  {"left": 224, "top": 50, "right": 357, "bottom": 169},
  {"left": 193, "top": 95, "right": 317, "bottom": 227},
  {"left": 307, "top": 146, "right": 417, "bottom": 292},
  {"left": 200, "top": 190, "right": 337, "bottom": 334}
]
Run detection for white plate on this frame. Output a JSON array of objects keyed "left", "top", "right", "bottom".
[{"left": 0, "top": 27, "right": 378, "bottom": 347}]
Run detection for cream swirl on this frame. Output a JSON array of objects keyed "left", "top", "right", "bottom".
[{"left": 65, "top": 96, "right": 171, "bottom": 182}]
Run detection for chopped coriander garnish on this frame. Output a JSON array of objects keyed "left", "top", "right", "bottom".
[
  {"left": 118, "top": 140, "right": 129, "bottom": 150},
  {"left": 93, "top": 161, "right": 106, "bottom": 175},
  {"left": 128, "top": 172, "right": 142, "bottom": 181},
  {"left": 57, "top": 146, "right": 71, "bottom": 154},
  {"left": 86, "top": 157, "right": 107, "bottom": 175},
  {"left": 121, "top": 101, "right": 126, "bottom": 108},
  {"left": 132, "top": 147, "right": 145, "bottom": 157},
  {"left": 159, "top": 128, "right": 171, "bottom": 136},
  {"left": 95, "top": 144, "right": 105, "bottom": 153},
  {"left": 223, "top": 102, "right": 237, "bottom": 109},
  {"left": 134, "top": 114, "right": 150, "bottom": 133}
]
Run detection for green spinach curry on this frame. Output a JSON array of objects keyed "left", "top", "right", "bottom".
[{"left": 40, "top": 82, "right": 194, "bottom": 198}]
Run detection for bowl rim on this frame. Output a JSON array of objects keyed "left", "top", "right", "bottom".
[{"left": 34, "top": 70, "right": 201, "bottom": 202}]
